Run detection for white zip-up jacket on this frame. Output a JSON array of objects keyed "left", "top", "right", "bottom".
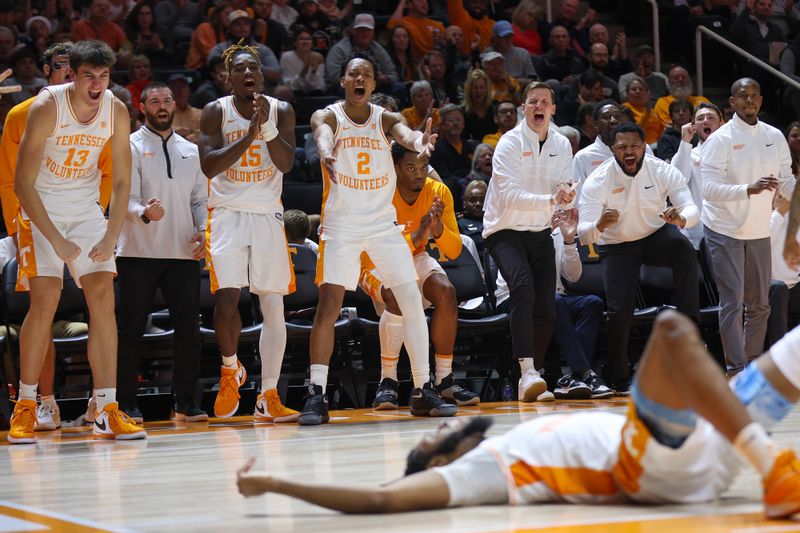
[
  {"left": 770, "top": 210, "right": 800, "bottom": 288},
  {"left": 573, "top": 135, "right": 654, "bottom": 194},
  {"left": 482, "top": 121, "right": 572, "bottom": 239},
  {"left": 118, "top": 126, "right": 208, "bottom": 259},
  {"left": 701, "top": 113, "right": 795, "bottom": 240},
  {"left": 578, "top": 154, "right": 699, "bottom": 245},
  {"left": 671, "top": 139, "right": 706, "bottom": 249}
]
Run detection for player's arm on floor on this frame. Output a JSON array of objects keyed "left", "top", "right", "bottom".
[
  {"left": 237, "top": 458, "right": 450, "bottom": 513},
  {"left": 198, "top": 100, "right": 258, "bottom": 178},
  {"left": 266, "top": 99, "right": 296, "bottom": 173}
]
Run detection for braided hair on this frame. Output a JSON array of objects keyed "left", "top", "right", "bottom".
[{"left": 221, "top": 38, "right": 261, "bottom": 79}]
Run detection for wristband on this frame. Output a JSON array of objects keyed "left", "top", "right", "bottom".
[
  {"left": 141, "top": 213, "right": 150, "bottom": 224},
  {"left": 413, "top": 135, "right": 425, "bottom": 153},
  {"left": 260, "top": 120, "right": 279, "bottom": 142}
]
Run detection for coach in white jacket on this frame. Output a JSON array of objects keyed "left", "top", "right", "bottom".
[
  {"left": 701, "top": 77, "right": 795, "bottom": 375},
  {"left": 578, "top": 122, "right": 700, "bottom": 393},
  {"left": 483, "top": 81, "right": 574, "bottom": 402}
]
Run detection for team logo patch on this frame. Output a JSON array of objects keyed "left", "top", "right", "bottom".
[
  {"left": 592, "top": 159, "right": 604, "bottom": 166},
  {"left": 522, "top": 151, "right": 533, "bottom": 157},
  {"left": 143, "top": 151, "right": 155, "bottom": 157},
  {"left": 733, "top": 144, "right": 745, "bottom": 150},
  {"left": 101, "top": 121, "right": 107, "bottom": 128},
  {"left": 275, "top": 212, "right": 283, "bottom": 221},
  {"left": 612, "top": 186, "right": 625, "bottom": 194}
]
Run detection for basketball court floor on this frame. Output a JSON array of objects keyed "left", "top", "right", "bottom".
[{"left": 0, "top": 399, "right": 798, "bottom": 532}]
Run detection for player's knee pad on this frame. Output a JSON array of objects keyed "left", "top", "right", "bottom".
[
  {"left": 730, "top": 361, "right": 791, "bottom": 430},
  {"left": 631, "top": 380, "right": 697, "bottom": 449}
]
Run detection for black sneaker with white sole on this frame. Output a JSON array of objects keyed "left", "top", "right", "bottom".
[
  {"left": 435, "top": 373, "right": 480, "bottom": 406},
  {"left": 372, "top": 378, "right": 399, "bottom": 410},
  {"left": 582, "top": 370, "right": 614, "bottom": 399},
  {"left": 410, "top": 382, "right": 457, "bottom": 417},
  {"left": 174, "top": 403, "right": 209, "bottom": 422},
  {"left": 298, "top": 384, "right": 329, "bottom": 426},
  {"left": 553, "top": 373, "right": 592, "bottom": 399}
]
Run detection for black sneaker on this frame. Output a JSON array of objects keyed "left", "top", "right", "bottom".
[
  {"left": 298, "top": 384, "right": 329, "bottom": 426},
  {"left": 372, "top": 378, "right": 399, "bottom": 410},
  {"left": 435, "top": 373, "right": 480, "bottom": 406},
  {"left": 553, "top": 373, "right": 592, "bottom": 399},
  {"left": 410, "top": 382, "right": 457, "bottom": 417},
  {"left": 612, "top": 380, "right": 631, "bottom": 397},
  {"left": 121, "top": 405, "right": 144, "bottom": 425},
  {"left": 173, "top": 404, "right": 209, "bottom": 423},
  {"left": 582, "top": 370, "right": 614, "bottom": 399}
]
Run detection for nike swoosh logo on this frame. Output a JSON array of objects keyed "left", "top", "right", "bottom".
[
  {"left": 227, "top": 119, "right": 236, "bottom": 123},
  {"left": 766, "top": 143, "right": 774, "bottom": 147},
  {"left": 181, "top": 155, "right": 189, "bottom": 159},
  {"left": 255, "top": 403, "right": 265, "bottom": 415},
  {"left": 95, "top": 419, "right": 107, "bottom": 431},
  {"left": 549, "top": 153, "right": 558, "bottom": 157},
  {"left": 60, "top": 124, "right": 70, "bottom": 128},
  {"left": 97, "top": 393, "right": 106, "bottom": 397},
  {"left": 644, "top": 185, "right": 654, "bottom": 189}
]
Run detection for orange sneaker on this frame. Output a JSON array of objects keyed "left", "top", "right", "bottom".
[
  {"left": 92, "top": 402, "right": 147, "bottom": 440},
  {"left": 8, "top": 399, "right": 36, "bottom": 444},
  {"left": 214, "top": 362, "right": 247, "bottom": 418},
  {"left": 254, "top": 389, "right": 300, "bottom": 423},
  {"left": 764, "top": 448, "right": 800, "bottom": 519}
]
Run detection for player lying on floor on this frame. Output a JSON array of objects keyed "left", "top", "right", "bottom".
[{"left": 237, "top": 310, "right": 800, "bottom": 518}]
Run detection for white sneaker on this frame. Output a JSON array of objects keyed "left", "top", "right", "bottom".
[
  {"left": 84, "top": 396, "right": 97, "bottom": 424},
  {"left": 518, "top": 369, "right": 547, "bottom": 402},
  {"left": 34, "top": 399, "right": 61, "bottom": 431},
  {"left": 536, "top": 390, "right": 555, "bottom": 402}
]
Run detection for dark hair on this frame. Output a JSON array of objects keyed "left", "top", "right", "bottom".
[
  {"left": 522, "top": 80, "right": 553, "bottom": 101},
  {"left": 593, "top": 98, "right": 621, "bottom": 122},
  {"left": 439, "top": 103, "right": 464, "bottom": 119},
  {"left": 41, "top": 41, "right": 73, "bottom": 69},
  {"left": 668, "top": 98, "right": 693, "bottom": 119},
  {"left": 284, "top": 209, "right": 311, "bottom": 241},
  {"left": 222, "top": 39, "right": 262, "bottom": 78},
  {"left": 405, "top": 417, "right": 493, "bottom": 476},
  {"left": 611, "top": 122, "right": 645, "bottom": 144},
  {"left": 577, "top": 101, "right": 597, "bottom": 126},
  {"left": 579, "top": 68, "right": 603, "bottom": 88},
  {"left": 292, "top": 24, "right": 312, "bottom": 43},
  {"left": 786, "top": 120, "right": 800, "bottom": 137},
  {"left": 369, "top": 92, "right": 397, "bottom": 112},
  {"left": 9, "top": 46, "right": 37, "bottom": 67},
  {"left": 694, "top": 101, "right": 722, "bottom": 121},
  {"left": 208, "top": 54, "right": 226, "bottom": 72},
  {"left": 140, "top": 81, "right": 170, "bottom": 103},
  {"left": 210, "top": 0, "right": 234, "bottom": 32},
  {"left": 391, "top": 141, "right": 418, "bottom": 164},
  {"left": 69, "top": 39, "right": 116, "bottom": 71},
  {"left": 340, "top": 52, "right": 377, "bottom": 79},
  {"left": 125, "top": 0, "right": 157, "bottom": 36}
]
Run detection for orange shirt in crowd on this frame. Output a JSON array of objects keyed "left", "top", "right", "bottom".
[
  {"left": 447, "top": 0, "right": 494, "bottom": 56},
  {"left": 71, "top": 19, "right": 128, "bottom": 52},
  {"left": 387, "top": 16, "right": 447, "bottom": 60},
  {"left": 622, "top": 102, "right": 663, "bottom": 144},
  {"left": 401, "top": 106, "right": 441, "bottom": 132},
  {"left": 186, "top": 23, "right": 225, "bottom": 70},
  {"left": 653, "top": 94, "right": 711, "bottom": 130}
]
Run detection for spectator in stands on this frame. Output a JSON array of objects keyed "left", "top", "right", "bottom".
[
  {"left": 208, "top": 10, "right": 282, "bottom": 83},
  {"left": 588, "top": 23, "right": 632, "bottom": 81},
  {"left": 767, "top": 183, "right": 800, "bottom": 346},
  {"left": 576, "top": 101, "right": 596, "bottom": 149},
  {"left": 389, "top": 0, "right": 446, "bottom": 60},
  {"left": 191, "top": 56, "right": 227, "bottom": 108},
  {"left": 481, "top": 51, "right": 521, "bottom": 105},
  {"left": 701, "top": 78, "right": 795, "bottom": 376},
  {"left": 71, "top": 0, "right": 129, "bottom": 54},
  {"left": 618, "top": 45, "right": 668, "bottom": 103},
  {"left": 125, "top": 1, "right": 173, "bottom": 66},
  {"left": 458, "top": 179, "right": 486, "bottom": 253},
  {"left": 387, "top": 26, "right": 418, "bottom": 84},
  {"left": 54, "top": 0, "right": 82, "bottom": 38},
  {"left": 251, "top": 0, "right": 288, "bottom": 58},
  {"left": 653, "top": 65, "right": 710, "bottom": 130},
  {"left": 291, "top": 0, "right": 341, "bottom": 56},
  {"left": 107, "top": 0, "right": 136, "bottom": 25},
  {"left": 557, "top": 124, "right": 580, "bottom": 154},
  {"left": 125, "top": 54, "right": 152, "bottom": 110},
  {"left": 420, "top": 50, "right": 457, "bottom": 104},
  {"left": 484, "top": 21, "right": 537, "bottom": 85},
  {"left": 463, "top": 142, "right": 492, "bottom": 183},
  {"left": 325, "top": 14, "right": 401, "bottom": 93},
  {"left": 787, "top": 121, "right": 800, "bottom": 176},
  {"left": 284, "top": 209, "right": 319, "bottom": 254},
  {"left": 431, "top": 104, "right": 475, "bottom": 197},
  {"left": 730, "top": 0, "right": 786, "bottom": 77},
  {"left": 621, "top": 76, "right": 661, "bottom": 145},
  {"left": 23, "top": 16, "right": 54, "bottom": 59},
  {"left": 543, "top": 0, "right": 594, "bottom": 56},
  {"left": 444, "top": 24, "right": 476, "bottom": 95},
  {"left": 578, "top": 122, "right": 700, "bottom": 394},
  {"left": 186, "top": 0, "right": 232, "bottom": 70},
  {"left": 461, "top": 68, "right": 495, "bottom": 141},
  {"left": 482, "top": 100, "right": 517, "bottom": 149},
  {"left": 402, "top": 80, "right": 440, "bottom": 131},
  {"left": 0, "top": 27, "right": 15, "bottom": 71},
  {"left": 271, "top": 0, "right": 299, "bottom": 31},
  {"left": 657, "top": 98, "right": 694, "bottom": 161},
  {"left": 538, "top": 25, "right": 586, "bottom": 83},
  {"left": 117, "top": 81, "right": 208, "bottom": 423},
  {"left": 510, "top": 0, "right": 542, "bottom": 55},
  {"left": 585, "top": 43, "right": 620, "bottom": 100},
  {"left": 318, "top": 0, "right": 353, "bottom": 23},
  {"left": 155, "top": 0, "right": 200, "bottom": 51},
  {"left": 110, "top": 83, "right": 141, "bottom": 132},
  {"left": 168, "top": 73, "right": 200, "bottom": 144},
  {"left": 6, "top": 47, "right": 45, "bottom": 105},
  {"left": 554, "top": 69, "right": 603, "bottom": 127},
  {"left": 447, "top": 0, "right": 494, "bottom": 56},
  {"left": 280, "top": 26, "right": 326, "bottom": 94}
]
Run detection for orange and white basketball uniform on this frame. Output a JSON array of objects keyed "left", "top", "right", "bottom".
[
  {"left": 435, "top": 409, "right": 740, "bottom": 507},
  {"left": 206, "top": 95, "right": 294, "bottom": 295},
  {"left": 317, "top": 102, "right": 416, "bottom": 290},
  {"left": 359, "top": 177, "right": 462, "bottom": 310},
  {"left": 16, "top": 83, "right": 116, "bottom": 290}
]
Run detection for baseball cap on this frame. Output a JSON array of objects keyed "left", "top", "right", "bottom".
[
  {"left": 168, "top": 73, "right": 193, "bottom": 85},
  {"left": 634, "top": 44, "right": 655, "bottom": 57},
  {"left": 353, "top": 13, "right": 375, "bottom": 29},
  {"left": 493, "top": 20, "right": 513, "bottom": 38},
  {"left": 228, "top": 9, "right": 251, "bottom": 22},
  {"left": 481, "top": 51, "right": 505, "bottom": 64}
]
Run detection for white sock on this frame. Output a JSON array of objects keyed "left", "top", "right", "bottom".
[
  {"left": 734, "top": 422, "right": 780, "bottom": 476},
  {"left": 259, "top": 293, "right": 286, "bottom": 392},
  {"left": 379, "top": 311, "right": 403, "bottom": 381},
  {"left": 95, "top": 388, "right": 116, "bottom": 411},
  {"left": 391, "top": 281, "right": 430, "bottom": 388},
  {"left": 434, "top": 354, "right": 453, "bottom": 385},
  {"left": 19, "top": 382, "right": 37, "bottom": 401},
  {"left": 381, "top": 355, "right": 399, "bottom": 381},
  {"left": 310, "top": 364, "right": 329, "bottom": 392},
  {"left": 519, "top": 358, "right": 534, "bottom": 374},
  {"left": 222, "top": 354, "right": 238, "bottom": 368}
]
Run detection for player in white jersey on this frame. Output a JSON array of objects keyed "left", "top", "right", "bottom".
[
  {"left": 238, "top": 309, "right": 800, "bottom": 518},
  {"left": 299, "top": 54, "right": 450, "bottom": 426},
  {"left": 8, "top": 40, "right": 145, "bottom": 443},
  {"left": 197, "top": 42, "right": 299, "bottom": 423}
]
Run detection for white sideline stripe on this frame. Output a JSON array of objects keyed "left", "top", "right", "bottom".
[{"left": 0, "top": 500, "right": 133, "bottom": 532}]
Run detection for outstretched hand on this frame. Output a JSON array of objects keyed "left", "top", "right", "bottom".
[
  {"left": 237, "top": 457, "right": 270, "bottom": 497},
  {"left": 323, "top": 138, "right": 343, "bottom": 184},
  {"left": 418, "top": 118, "right": 437, "bottom": 158}
]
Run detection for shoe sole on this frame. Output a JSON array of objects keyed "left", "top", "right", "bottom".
[
  {"left": 34, "top": 423, "right": 61, "bottom": 431},
  {"left": 453, "top": 397, "right": 480, "bottom": 406},
  {"left": 765, "top": 502, "right": 800, "bottom": 519},
  {"left": 92, "top": 430, "right": 147, "bottom": 440},
  {"left": 214, "top": 366, "right": 247, "bottom": 418},
  {"left": 372, "top": 401, "right": 399, "bottom": 410},
  {"left": 554, "top": 388, "right": 592, "bottom": 400},
  {"left": 173, "top": 413, "right": 209, "bottom": 423},
  {"left": 7, "top": 435, "right": 35, "bottom": 444},
  {"left": 409, "top": 405, "right": 458, "bottom": 417},
  {"left": 520, "top": 380, "right": 547, "bottom": 403},
  {"left": 536, "top": 394, "right": 555, "bottom": 402},
  {"left": 254, "top": 413, "right": 300, "bottom": 423},
  {"left": 591, "top": 391, "right": 615, "bottom": 399},
  {"left": 297, "top": 414, "right": 330, "bottom": 426}
]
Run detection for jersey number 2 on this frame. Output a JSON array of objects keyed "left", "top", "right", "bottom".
[{"left": 357, "top": 152, "right": 370, "bottom": 175}]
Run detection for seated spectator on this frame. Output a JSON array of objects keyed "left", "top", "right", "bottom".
[
  {"left": 457, "top": 179, "right": 486, "bottom": 253},
  {"left": 6, "top": 47, "right": 46, "bottom": 106},
  {"left": 125, "top": 1, "right": 174, "bottom": 66},
  {"left": 280, "top": 26, "right": 326, "bottom": 94},
  {"left": 730, "top": 0, "right": 786, "bottom": 80},
  {"left": 208, "top": 10, "right": 281, "bottom": 84},
  {"left": 557, "top": 124, "right": 580, "bottom": 155},
  {"left": 510, "top": 0, "right": 543, "bottom": 55},
  {"left": 431, "top": 104, "right": 476, "bottom": 198},
  {"left": 447, "top": 0, "right": 495, "bottom": 57},
  {"left": 588, "top": 23, "right": 632, "bottom": 81},
  {"left": 481, "top": 100, "right": 517, "bottom": 149},
  {"left": 169, "top": 74, "right": 201, "bottom": 144},
  {"left": 481, "top": 51, "right": 521, "bottom": 105},
  {"left": 23, "top": 16, "right": 54, "bottom": 59},
  {"left": 542, "top": 0, "right": 593, "bottom": 55},
  {"left": 538, "top": 25, "right": 586, "bottom": 83},
  {"left": 110, "top": 83, "right": 141, "bottom": 132},
  {"left": 618, "top": 45, "right": 668, "bottom": 104},
  {"left": 186, "top": 0, "right": 232, "bottom": 70},
  {"left": 388, "top": 0, "right": 446, "bottom": 60},
  {"left": 462, "top": 68, "right": 496, "bottom": 141},
  {"left": 484, "top": 21, "right": 537, "bottom": 85},
  {"left": 656, "top": 98, "right": 694, "bottom": 161},
  {"left": 420, "top": 50, "right": 458, "bottom": 105},
  {"left": 125, "top": 54, "right": 152, "bottom": 110},
  {"left": 291, "top": 0, "right": 341, "bottom": 55},
  {"left": 387, "top": 26, "right": 418, "bottom": 84},
  {"left": 271, "top": 0, "right": 299, "bottom": 31},
  {"left": 443, "top": 25, "right": 475, "bottom": 96},
  {"left": 191, "top": 56, "right": 228, "bottom": 108},
  {"left": 584, "top": 43, "right": 620, "bottom": 100},
  {"left": 576, "top": 101, "right": 597, "bottom": 149},
  {"left": 653, "top": 65, "right": 710, "bottom": 130},
  {"left": 0, "top": 26, "right": 15, "bottom": 71},
  {"left": 54, "top": 0, "right": 83, "bottom": 38},
  {"left": 155, "top": 0, "right": 200, "bottom": 50},
  {"left": 252, "top": 0, "right": 289, "bottom": 58},
  {"left": 554, "top": 68, "right": 602, "bottom": 127},
  {"left": 284, "top": 209, "right": 319, "bottom": 254},
  {"left": 72, "top": 0, "right": 129, "bottom": 54},
  {"left": 780, "top": 33, "right": 800, "bottom": 119},
  {"left": 463, "top": 142, "right": 493, "bottom": 186},
  {"left": 402, "top": 80, "right": 440, "bottom": 131},
  {"left": 622, "top": 76, "right": 662, "bottom": 145},
  {"left": 319, "top": 0, "right": 353, "bottom": 23},
  {"left": 788, "top": 121, "right": 800, "bottom": 176}
]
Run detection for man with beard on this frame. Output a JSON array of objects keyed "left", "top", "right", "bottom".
[
  {"left": 447, "top": 0, "right": 495, "bottom": 57},
  {"left": 618, "top": 45, "right": 668, "bottom": 104},
  {"left": 238, "top": 310, "right": 800, "bottom": 520},
  {"left": 116, "top": 82, "right": 209, "bottom": 422},
  {"left": 578, "top": 122, "right": 699, "bottom": 394},
  {"left": 653, "top": 66, "right": 710, "bottom": 131}
]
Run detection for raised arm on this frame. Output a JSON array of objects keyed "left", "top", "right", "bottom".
[
  {"left": 311, "top": 107, "right": 339, "bottom": 182},
  {"left": 198, "top": 100, "right": 259, "bottom": 178},
  {"left": 386, "top": 111, "right": 436, "bottom": 155}
]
